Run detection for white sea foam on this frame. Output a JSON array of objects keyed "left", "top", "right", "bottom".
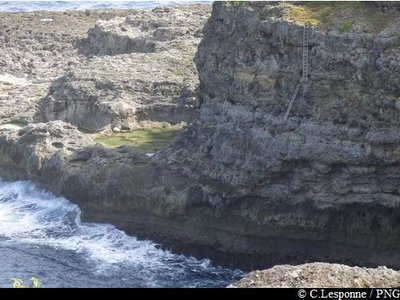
[
  {"left": 0, "top": 179, "right": 238, "bottom": 280},
  {"left": 0, "top": 180, "right": 164, "bottom": 265},
  {"left": 0, "top": 180, "right": 243, "bottom": 287}
]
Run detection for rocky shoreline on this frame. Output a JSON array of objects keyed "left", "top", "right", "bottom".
[
  {"left": 230, "top": 263, "right": 400, "bottom": 288},
  {"left": 1, "top": 1, "right": 400, "bottom": 286}
]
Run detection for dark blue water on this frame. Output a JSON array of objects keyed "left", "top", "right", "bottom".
[
  {"left": 0, "top": 1, "right": 211, "bottom": 12},
  {"left": 0, "top": 180, "right": 242, "bottom": 287}
]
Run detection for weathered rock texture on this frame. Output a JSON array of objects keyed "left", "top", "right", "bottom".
[
  {"left": 1, "top": 3, "right": 400, "bottom": 272},
  {"left": 0, "top": 9, "right": 135, "bottom": 124},
  {"left": 152, "top": 2, "right": 400, "bottom": 268},
  {"left": 372, "top": 2, "right": 400, "bottom": 12},
  {"left": 230, "top": 263, "right": 400, "bottom": 288},
  {"left": 42, "top": 6, "right": 210, "bottom": 132},
  {"left": 85, "top": 6, "right": 206, "bottom": 55},
  {"left": 0, "top": 121, "right": 155, "bottom": 221}
]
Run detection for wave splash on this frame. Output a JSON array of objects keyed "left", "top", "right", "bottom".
[{"left": 0, "top": 180, "right": 241, "bottom": 287}]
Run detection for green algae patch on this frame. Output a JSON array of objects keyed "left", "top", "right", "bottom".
[
  {"left": 283, "top": 2, "right": 396, "bottom": 33},
  {"left": 95, "top": 127, "right": 182, "bottom": 153},
  {"left": 242, "top": 1, "right": 399, "bottom": 33}
]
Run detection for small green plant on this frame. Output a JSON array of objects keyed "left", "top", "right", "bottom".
[
  {"left": 338, "top": 21, "right": 353, "bottom": 32},
  {"left": 350, "top": 2, "right": 366, "bottom": 10},
  {"left": 10, "top": 277, "right": 41, "bottom": 288},
  {"left": 10, "top": 278, "right": 24, "bottom": 288},
  {"left": 231, "top": 1, "right": 244, "bottom": 9},
  {"left": 30, "top": 278, "right": 41, "bottom": 288}
]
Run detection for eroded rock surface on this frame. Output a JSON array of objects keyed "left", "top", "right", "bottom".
[
  {"left": 230, "top": 263, "right": 400, "bottom": 288},
  {"left": 0, "top": 9, "right": 135, "bottom": 124},
  {"left": 151, "top": 2, "right": 400, "bottom": 267},
  {"left": 0, "top": 121, "right": 153, "bottom": 213},
  {"left": 42, "top": 5, "right": 210, "bottom": 132},
  {"left": 1, "top": 3, "right": 400, "bottom": 273},
  {"left": 42, "top": 53, "right": 199, "bottom": 132},
  {"left": 85, "top": 6, "right": 207, "bottom": 55}
]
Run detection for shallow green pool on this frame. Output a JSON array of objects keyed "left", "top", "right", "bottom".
[
  {"left": 95, "top": 127, "right": 182, "bottom": 153},
  {"left": 0, "top": 120, "right": 28, "bottom": 130}
]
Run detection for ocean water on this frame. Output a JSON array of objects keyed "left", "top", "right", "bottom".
[
  {"left": 0, "top": 0, "right": 211, "bottom": 12},
  {"left": 0, "top": 180, "right": 242, "bottom": 287},
  {"left": 0, "top": 0, "right": 235, "bottom": 288}
]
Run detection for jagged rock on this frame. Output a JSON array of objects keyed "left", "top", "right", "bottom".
[
  {"left": 0, "top": 10, "right": 135, "bottom": 124},
  {"left": 41, "top": 54, "right": 200, "bottom": 132},
  {"left": 42, "top": 5, "right": 211, "bottom": 132},
  {"left": 72, "top": 149, "right": 92, "bottom": 162},
  {"left": 2, "top": 3, "right": 400, "bottom": 272},
  {"left": 150, "top": 2, "right": 400, "bottom": 267},
  {"left": 85, "top": 6, "right": 208, "bottom": 55},
  {"left": 230, "top": 263, "right": 400, "bottom": 288},
  {"left": 371, "top": 2, "right": 400, "bottom": 12}
]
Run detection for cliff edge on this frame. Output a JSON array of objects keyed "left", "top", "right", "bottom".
[{"left": 155, "top": 1, "right": 400, "bottom": 268}]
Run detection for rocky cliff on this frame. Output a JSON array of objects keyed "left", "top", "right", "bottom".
[
  {"left": 0, "top": 9, "right": 138, "bottom": 125},
  {"left": 153, "top": 1, "right": 400, "bottom": 268},
  {"left": 1, "top": 2, "right": 400, "bottom": 272},
  {"left": 42, "top": 6, "right": 210, "bottom": 132},
  {"left": 373, "top": 2, "right": 400, "bottom": 12},
  {"left": 230, "top": 262, "right": 400, "bottom": 288}
]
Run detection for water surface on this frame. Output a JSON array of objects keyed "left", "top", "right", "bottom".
[
  {"left": 0, "top": 1, "right": 211, "bottom": 12},
  {"left": 0, "top": 180, "right": 242, "bottom": 287}
]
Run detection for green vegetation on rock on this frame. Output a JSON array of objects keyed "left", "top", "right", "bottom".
[
  {"left": 274, "top": 1, "right": 396, "bottom": 33},
  {"left": 230, "top": 1, "right": 245, "bottom": 9},
  {"left": 95, "top": 127, "right": 182, "bottom": 153},
  {"left": 338, "top": 21, "right": 354, "bottom": 33}
]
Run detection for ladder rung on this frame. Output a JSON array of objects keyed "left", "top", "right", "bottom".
[
  {"left": 284, "top": 82, "right": 302, "bottom": 121},
  {"left": 284, "top": 24, "right": 310, "bottom": 122}
]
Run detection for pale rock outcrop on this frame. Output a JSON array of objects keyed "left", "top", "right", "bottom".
[
  {"left": 42, "top": 5, "right": 211, "bottom": 132},
  {"left": 230, "top": 263, "right": 400, "bottom": 288},
  {"left": 0, "top": 9, "right": 135, "bottom": 124}
]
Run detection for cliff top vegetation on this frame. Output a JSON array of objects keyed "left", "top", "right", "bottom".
[{"left": 227, "top": 1, "right": 400, "bottom": 33}]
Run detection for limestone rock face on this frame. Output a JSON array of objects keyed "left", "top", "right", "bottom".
[
  {"left": 85, "top": 6, "right": 207, "bottom": 56},
  {"left": 372, "top": 2, "right": 400, "bottom": 12},
  {"left": 42, "top": 5, "right": 211, "bottom": 132},
  {"left": 230, "top": 263, "right": 400, "bottom": 288},
  {"left": 42, "top": 54, "right": 199, "bottom": 132},
  {"left": 0, "top": 9, "right": 135, "bottom": 124},
  {"left": 0, "top": 121, "right": 154, "bottom": 218},
  {"left": 2, "top": 3, "right": 400, "bottom": 271},
  {"left": 151, "top": 2, "right": 400, "bottom": 267}
]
